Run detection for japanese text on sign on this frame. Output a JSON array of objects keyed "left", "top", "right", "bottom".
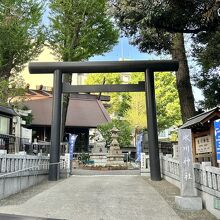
[
  {"left": 214, "top": 120, "right": 220, "bottom": 163},
  {"left": 179, "top": 129, "right": 195, "bottom": 197}
]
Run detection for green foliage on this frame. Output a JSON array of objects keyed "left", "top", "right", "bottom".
[
  {"left": 20, "top": 106, "right": 33, "bottom": 125},
  {"left": 155, "top": 72, "right": 182, "bottom": 131},
  {"left": 0, "top": 74, "right": 26, "bottom": 107},
  {"left": 193, "top": 31, "right": 220, "bottom": 108},
  {"left": 126, "top": 72, "right": 146, "bottom": 128},
  {"left": 0, "top": 0, "right": 45, "bottom": 79},
  {"left": 193, "top": 31, "right": 220, "bottom": 72},
  {"left": 85, "top": 73, "right": 131, "bottom": 117},
  {"left": 194, "top": 70, "right": 220, "bottom": 109},
  {"left": 126, "top": 72, "right": 181, "bottom": 132},
  {"left": 111, "top": 1, "right": 219, "bottom": 35},
  {"left": 78, "top": 152, "right": 90, "bottom": 164},
  {"left": 169, "top": 130, "right": 178, "bottom": 142},
  {"left": 49, "top": 0, "right": 119, "bottom": 61},
  {"left": 126, "top": 92, "right": 147, "bottom": 128},
  {"left": 98, "top": 119, "right": 132, "bottom": 147}
]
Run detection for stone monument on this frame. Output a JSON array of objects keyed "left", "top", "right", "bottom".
[
  {"left": 106, "top": 127, "right": 124, "bottom": 166},
  {"left": 91, "top": 131, "right": 107, "bottom": 153},
  {"left": 175, "top": 129, "right": 202, "bottom": 211},
  {"left": 89, "top": 131, "right": 107, "bottom": 166}
]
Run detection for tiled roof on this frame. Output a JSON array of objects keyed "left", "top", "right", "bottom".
[
  {"left": 180, "top": 107, "right": 220, "bottom": 129},
  {"left": 0, "top": 106, "right": 17, "bottom": 116},
  {"left": 25, "top": 94, "right": 111, "bottom": 128}
]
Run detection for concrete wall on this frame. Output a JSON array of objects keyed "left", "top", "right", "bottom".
[
  {"left": 0, "top": 153, "right": 69, "bottom": 200},
  {"left": 0, "top": 171, "right": 48, "bottom": 200}
]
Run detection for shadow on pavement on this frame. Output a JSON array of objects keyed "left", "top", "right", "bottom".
[{"left": 0, "top": 213, "right": 64, "bottom": 220}]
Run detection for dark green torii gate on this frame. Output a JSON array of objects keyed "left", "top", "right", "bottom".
[{"left": 29, "top": 60, "right": 179, "bottom": 181}]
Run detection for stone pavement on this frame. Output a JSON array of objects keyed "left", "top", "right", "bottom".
[{"left": 0, "top": 175, "right": 216, "bottom": 220}]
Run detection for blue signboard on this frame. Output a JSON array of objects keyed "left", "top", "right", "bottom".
[
  {"left": 214, "top": 119, "right": 220, "bottom": 163},
  {"left": 69, "top": 134, "right": 78, "bottom": 160}
]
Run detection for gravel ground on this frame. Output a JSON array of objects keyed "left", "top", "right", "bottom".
[{"left": 144, "top": 177, "right": 217, "bottom": 220}]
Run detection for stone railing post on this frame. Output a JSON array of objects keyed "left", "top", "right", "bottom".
[
  {"left": 0, "top": 150, "right": 7, "bottom": 173},
  {"left": 141, "top": 153, "right": 146, "bottom": 170},
  {"left": 140, "top": 153, "right": 150, "bottom": 176}
]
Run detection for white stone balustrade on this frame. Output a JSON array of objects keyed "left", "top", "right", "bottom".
[
  {"left": 0, "top": 153, "right": 68, "bottom": 174},
  {"left": 0, "top": 154, "right": 49, "bottom": 173},
  {"left": 141, "top": 153, "right": 220, "bottom": 199},
  {"left": 194, "top": 163, "right": 220, "bottom": 197},
  {"left": 161, "top": 155, "right": 180, "bottom": 181}
]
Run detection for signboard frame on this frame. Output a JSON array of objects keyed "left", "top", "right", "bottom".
[{"left": 195, "top": 135, "right": 212, "bottom": 154}]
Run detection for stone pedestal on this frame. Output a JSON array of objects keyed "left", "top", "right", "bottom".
[
  {"left": 90, "top": 153, "right": 107, "bottom": 166},
  {"left": 90, "top": 132, "right": 107, "bottom": 166},
  {"left": 175, "top": 196, "right": 202, "bottom": 211}
]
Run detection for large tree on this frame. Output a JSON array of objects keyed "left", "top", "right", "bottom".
[
  {"left": 126, "top": 72, "right": 181, "bottom": 132},
  {"left": 0, "top": 0, "right": 45, "bottom": 80},
  {"left": 48, "top": 0, "right": 119, "bottom": 137},
  {"left": 110, "top": 0, "right": 220, "bottom": 122}
]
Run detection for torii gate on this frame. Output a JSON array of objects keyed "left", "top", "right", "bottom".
[{"left": 29, "top": 60, "right": 179, "bottom": 181}]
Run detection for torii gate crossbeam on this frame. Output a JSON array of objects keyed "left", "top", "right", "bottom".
[{"left": 29, "top": 60, "right": 179, "bottom": 181}]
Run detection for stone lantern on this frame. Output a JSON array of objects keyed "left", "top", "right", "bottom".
[{"left": 107, "top": 127, "right": 125, "bottom": 166}]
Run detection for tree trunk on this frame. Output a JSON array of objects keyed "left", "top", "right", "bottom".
[{"left": 171, "top": 33, "right": 196, "bottom": 123}]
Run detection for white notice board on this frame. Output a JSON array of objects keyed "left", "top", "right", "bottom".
[{"left": 195, "top": 135, "right": 212, "bottom": 154}]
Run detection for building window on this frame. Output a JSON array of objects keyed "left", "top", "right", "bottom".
[{"left": 0, "top": 116, "right": 10, "bottom": 135}]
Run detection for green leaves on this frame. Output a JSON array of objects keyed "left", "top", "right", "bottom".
[
  {"left": 112, "top": 1, "right": 219, "bottom": 34},
  {"left": 193, "top": 30, "right": 220, "bottom": 108},
  {"left": 0, "top": 74, "right": 26, "bottom": 107},
  {"left": 85, "top": 73, "right": 131, "bottom": 118},
  {"left": 154, "top": 72, "right": 182, "bottom": 131},
  {"left": 98, "top": 119, "right": 132, "bottom": 147},
  {"left": 0, "top": 0, "right": 45, "bottom": 79},
  {"left": 86, "top": 71, "right": 181, "bottom": 132},
  {"left": 125, "top": 72, "right": 181, "bottom": 132},
  {"left": 48, "top": 0, "right": 119, "bottom": 61}
]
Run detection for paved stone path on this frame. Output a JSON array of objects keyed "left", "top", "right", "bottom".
[
  {"left": 0, "top": 174, "right": 217, "bottom": 220},
  {"left": 0, "top": 175, "right": 182, "bottom": 220}
]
